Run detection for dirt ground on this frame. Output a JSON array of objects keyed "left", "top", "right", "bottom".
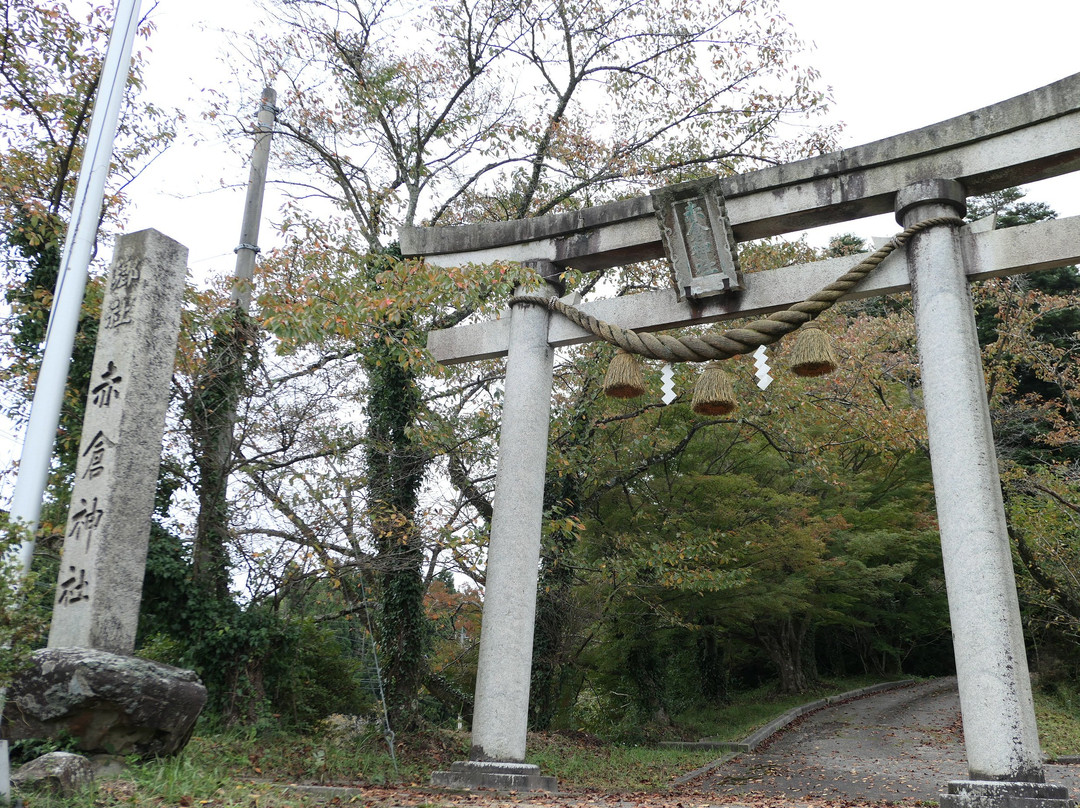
[{"left": 694, "top": 677, "right": 1080, "bottom": 804}]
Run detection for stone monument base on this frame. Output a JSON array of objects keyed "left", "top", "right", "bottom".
[
  {"left": 940, "top": 780, "right": 1074, "bottom": 808},
  {"left": 2, "top": 647, "right": 207, "bottom": 757},
  {"left": 431, "top": 761, "right": 557, "bottom": 791}
]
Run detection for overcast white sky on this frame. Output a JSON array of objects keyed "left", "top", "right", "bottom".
[
  {"left": 3, "top": 0, "right": 1080, "bottom": 491},
  {"left": 780, "top": 0, "right": 1080, "bottom": 243},
  {"left": 123, "top": 0, "right": 1080, "bottom": 265}
]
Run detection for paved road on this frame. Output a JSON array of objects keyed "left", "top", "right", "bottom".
[{"left": 698, "top": 678, "right": 1080, "bottom": 804}]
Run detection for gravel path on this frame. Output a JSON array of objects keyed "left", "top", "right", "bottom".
[{"left": 697, "top": 677, "right": 1080, "bottom": 804}]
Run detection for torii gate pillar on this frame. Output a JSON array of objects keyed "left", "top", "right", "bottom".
[
  {"left": 899, "top": 180, "right": 1067, "bottom": 808},
  {"left": 431, "top": 264, "right": 560, "bottom": 791}
]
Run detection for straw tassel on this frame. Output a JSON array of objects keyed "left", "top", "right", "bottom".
[
  {"left": 692, "top": 361, "right": 737, "bottom": 415},
  {"left": 603, "top": 349, "right": 647, "bottom": 398},
  {"left": 790, "top": 320, "right": 840, "bottom": 377}
]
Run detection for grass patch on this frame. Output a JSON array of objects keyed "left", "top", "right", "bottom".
[
  {"left": 525, "top": 732, "right": 720, "bottom": 790},
  {"left": 185, "top": 724, "right": 467, "bottom": 785},
  {"left": 670, "top": 674, "right": 900, "bottom": 742},
  {"left": 1035, "top": 688, "right": 1080, "bottom": 758}
]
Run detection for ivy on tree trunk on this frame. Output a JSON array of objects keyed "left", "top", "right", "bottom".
[
  {"left": 185, "top": 308, "right": 259, "bottom": 600},
  {"left": 530, "top": 393, "right": 596, "bottom": 729},
  {"left": 3, "top": 211, "right": 97, "bottom": 495},
  {"left": 363, "top": 256, "right": 428, "bottom": 731}
]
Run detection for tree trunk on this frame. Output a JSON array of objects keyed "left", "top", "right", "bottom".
[
  {"left": 364, "top": 297, "right": 427, "bottom": 731},
  {"left": 186, "top": 310, "right": 257, "bottom": 600},
  {"left": 529, "top": 394, "right": 593, "bottom": 729},
  {"left": 755, "top": 615, "right": 814, "bottom": 694},
  {"left": 529, "top": 495, "right": 577, "bottom": 729},
  {"left": 697, "top": 622, "right": 730, "bottom": 703}
]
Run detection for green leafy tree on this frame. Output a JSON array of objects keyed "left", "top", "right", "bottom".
[
  {"left": 572, "top": 398, "right": 943, "bottom": 707},
  {"left": 1004, "top": 472, "right": 1080, "bottom": 678},
  {"left": 968, "top": 189, "right": 1080, "bottom": 463},
  {"left": 0, "top": 516, "right": 48, "bottom": 689}
]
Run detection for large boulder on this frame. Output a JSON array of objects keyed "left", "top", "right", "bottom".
[
  {"left": 2, "top": 647, "right": 207, "bottom": 757},
  {"left": 11, "top": 751, "right": 93, "bottom": 797}
]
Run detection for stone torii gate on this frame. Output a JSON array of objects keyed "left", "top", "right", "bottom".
[{"left": 401, "top": 73, "right": 1080, "bottom": 807}]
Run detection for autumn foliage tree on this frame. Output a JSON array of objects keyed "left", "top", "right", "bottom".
[
  {"left": 966, "top": 190, "right": 1080, "bottom": 681},
  {"left": 0, "top": 0, "right": 174, "bottom": 505},
  {"left": 538, "top": 296, "right": 947, "bottom": 709},
  {"left": 199, "top": 0, "right": 837, "bottom": 727}
]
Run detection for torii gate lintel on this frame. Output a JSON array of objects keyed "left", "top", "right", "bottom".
[{"left": 402, "top": 72, "right": 1080, "bottom": 272}]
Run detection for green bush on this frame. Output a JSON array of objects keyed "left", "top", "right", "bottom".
[
  {"left": 0, "top": 517, "right": 48, "bottom": 691},
  {"left": 265, "top": 620, "right": 374, "bottom": 727},
  {"left": 137, "top": 523, "right": 373, "bottom": 728}
]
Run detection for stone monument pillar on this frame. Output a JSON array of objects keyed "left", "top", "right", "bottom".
[
  {"left": 898, "top": 181, "right": 1070, "bottom": 808},
  {"left": 47, "top": 229, "right": 187, "bottom": 654}
]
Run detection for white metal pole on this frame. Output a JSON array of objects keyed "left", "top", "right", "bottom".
[{"left": 7, "top": 0, "right": 143, "bottom": 576}]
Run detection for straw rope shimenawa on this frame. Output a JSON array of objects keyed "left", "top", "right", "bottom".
[{"left": 508, "top": 216, "right": 964, "bottom": 363}]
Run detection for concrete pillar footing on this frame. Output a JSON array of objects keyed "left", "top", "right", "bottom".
[
  {"left": 431, "top": 761, "right": 557, "bottom": 791},
  {"left": 940, "top": 780, "right": 1074, "bottom": 808}
]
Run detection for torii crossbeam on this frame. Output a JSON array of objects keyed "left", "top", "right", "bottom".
[{"left": 402, "top": 73, "right": 1080, "bottom": 807}]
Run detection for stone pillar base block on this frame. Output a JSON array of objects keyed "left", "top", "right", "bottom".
[
  {"left": 431, "top": 761, "right": 557, "bottom": 791},
  {"left": 940, "top": 780, "right": 1074, "bottom": 808}
]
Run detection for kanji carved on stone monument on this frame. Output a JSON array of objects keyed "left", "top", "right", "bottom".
[
  {"left": 91, "top": 362, "right": 123, "bottom": 407},
  {"left": 47, "top": 230, "right": 187, "bottom": 656}
]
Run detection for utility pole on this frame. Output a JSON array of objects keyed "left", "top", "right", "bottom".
[
  {"left": 189, "top": 88, "right": 276, "bottom": 596},
  {"left": 232, "top": 87, "right": 277, "bottom": 311}
]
